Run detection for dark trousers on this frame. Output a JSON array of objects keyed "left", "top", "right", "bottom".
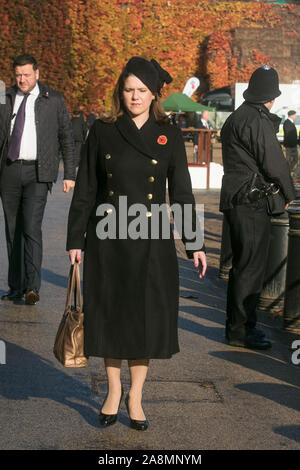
[
  {"left": 0, "top": 161, "right": 48, "bottom": 291},
  {"left": 224, "top": 199, "right": 271, "bottom": 342},
  {"left": 286, "top": 147, "right": 298, "bottom": 172}
]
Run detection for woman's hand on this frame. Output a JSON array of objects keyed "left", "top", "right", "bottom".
[
  {"left": 69, "top": 249, "right": 82, "bottom": 265},
  {"left": 285, "top": 201, "right": 294, "bottom": 210},
  {"left": 193, "top": 251, "right": 207, "bottom": 279}
]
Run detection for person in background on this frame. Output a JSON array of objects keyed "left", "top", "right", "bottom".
[
  {"left": 0, "top": 53, "right": 75, "bottom": 304},
  {"left": 86, "top": 113, "right": 96, "bottom": 133},
  {"left": 177, "top": 113, "right": 187, "bottom": 129},
  {"left": 193, "top": 110, "right": 214, "bottom": 162},
  {"left": 283, "top": 110, "right": 298, "bottom": 175},
  {"left": 71, "top": 110, "right": 87, "bottom": 167},
  {"left": 198, "top": 110, "right": 211, "bottom": 130}
]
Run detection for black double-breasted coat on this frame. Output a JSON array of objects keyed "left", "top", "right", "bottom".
[{"left": 66, "top": 113, "right": 204, "bottom": 360}]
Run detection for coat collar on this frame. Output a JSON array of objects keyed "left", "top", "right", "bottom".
[
  {"left": 36, "top": 81, "right": 51, "bottom": 98},
  {"left": 6, "top": 81, "right": 50, "bottom": 101},
  {"left": 244, "top": 101, "right": 281, "bottom": 132},
  {"left": 115, "top": 112, "right": 160, "bottom": 160}
]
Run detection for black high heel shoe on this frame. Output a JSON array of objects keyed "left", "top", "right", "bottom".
[
  {"left": 125, "top": 393, "right": 149, "bottom": 431},
  {"left": 99, "top": 386, "right": 124, "bottom": 427}
]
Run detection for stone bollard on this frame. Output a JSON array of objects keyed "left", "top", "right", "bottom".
[
  {"left": 283, "top": 204, "right": 300, "bottom": 333},
  {"left": 218, "top": 215, "right": 232, "bottom": 280},
  {"left": 258, "top": 211, "right": 289, "bottom": 313}
]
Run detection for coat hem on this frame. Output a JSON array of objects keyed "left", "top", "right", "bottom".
[{"left": 84, "top": 349, "right": 180, "bottom": 360}]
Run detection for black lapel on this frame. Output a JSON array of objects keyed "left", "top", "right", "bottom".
[
  {"left": 37, "top": 81, "right": 50, "bottom": 99},
  {"left": 5, "top": 87, "right": 17, "bottom": 133},
  {"left": 115, "top": 113, "right": 158, "bottom": 160},
  {"left": 6, "top": 86, "right": 17, "bottom": 107}
]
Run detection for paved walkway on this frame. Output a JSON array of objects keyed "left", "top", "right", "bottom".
[{"left": 0, "top": 171, "right": 300, "bottom": 450}]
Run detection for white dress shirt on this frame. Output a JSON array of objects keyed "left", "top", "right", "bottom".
[{"left": 11, "top": 83, "right": 39, "bottom": 160}]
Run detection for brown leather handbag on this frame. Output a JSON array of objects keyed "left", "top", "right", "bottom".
[{"left": 53, "top": 262, "right": 88, "bottom": 367}]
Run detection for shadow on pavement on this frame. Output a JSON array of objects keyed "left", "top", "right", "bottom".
[
  {"left": 178, "top": 252, "right": 300, "bottom": 420},
  {"left": 204, "top": 211, "right": 223, "bottom": 222},
  {"left": 41, "top": 268, "right": 69, "bottom": 288},
  {"left": 210, "top": 350, "right": 300, "bottom": 413},
  {"left": 0, "top": 341, "right": 99, "bottom": 428},
  {"left": 273, "top": 425, "right": 300, "bottom": 443},
  {"left": 236, "top": 382, "right": 300, "bottom": 413}
]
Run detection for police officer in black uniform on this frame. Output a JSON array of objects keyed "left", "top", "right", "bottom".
[{"left": 220, "top": 65, "right": 295, "bottom": 350}]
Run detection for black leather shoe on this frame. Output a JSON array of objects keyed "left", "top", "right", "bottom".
[
  {"left": 99, "top": 387, "right": 124, "bottom": 427},
  {"left": 125, "top": 393, "right": 149, "bottom": 431},
  {"left": 1, "top": 289, "right": 24, "bottom": 301},
  {"left": 227, "top": 338, "right": 245, "bottom": 348},
  {"left": 25, "top": 289, "right": 40, "bottom": 305},
  {"left": 227, "top": 336, "right": 272, "bottom": 350},
  {"left": 246, "top": 327, "right": 266, "bottom": 339},
  {"left": 245, "top": 335, "right": 272, "bottom": 350}
]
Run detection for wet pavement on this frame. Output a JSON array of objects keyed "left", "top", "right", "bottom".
[{"left": 0, "top": 169, "right": 300, "bottom": 451}]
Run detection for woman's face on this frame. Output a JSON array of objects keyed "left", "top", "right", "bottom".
[{"left": 122, "top": 74, "right": 155, "bottom": 120}]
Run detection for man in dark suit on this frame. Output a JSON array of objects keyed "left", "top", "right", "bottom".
[
  {"left": 0, "top": 53, "right": 75, "bottom": 304},
  {"left": 193, "top": 110, "right": 214, "bottom": 163},
  {"left": 193, "top": 110, "right": 211, "bottom": 142},
  {"left": 283, "top": 110, "right": 298, "bottom": 174}
]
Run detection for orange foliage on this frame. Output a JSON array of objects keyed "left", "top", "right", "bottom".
[{"left": 0, "top": 1, "right": 298, "bottom": 114}]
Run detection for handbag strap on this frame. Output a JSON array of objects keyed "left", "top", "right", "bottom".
[
  {"left": 65, "top": 262, "right": 82, "bottom": 311},
  {"left": 73, "top": 262, "right": 83, "bottom": 310}
]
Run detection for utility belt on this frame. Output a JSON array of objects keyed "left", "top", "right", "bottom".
[{"left": 237, "top": 173, "right": 280, "bottom": 205}]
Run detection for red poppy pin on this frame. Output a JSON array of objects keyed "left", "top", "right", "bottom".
[{"left": 157, "top": 135, "right": 167, "bottom": 145}]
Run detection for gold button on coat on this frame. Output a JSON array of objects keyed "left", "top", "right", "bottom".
[
  {"left": 105, "top": 154, "right": 111, "bottom": 160},
  {"left": 106, "top": 208, "right": 113, "bottom": 214},
  {"left": 108, "top": 190, "right": 114, "bottom": 196},
  {"left": 151, "top": 159, "right": 158, "bottom": 165},
  {"left": 107, "top": 173, "right": 113, "bottom": 179},
  {"left": 147, "top": 194, "right": 153, "bottom": 200},
  {"left": 148, "top": 176, "right": 155, "bottom": 182},
  {"left": 146, "top": 211, "right": 152, "bottom": 217}
]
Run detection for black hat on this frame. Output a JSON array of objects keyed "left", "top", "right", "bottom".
[
  {"left": 288, "top": 110, "right": 296, "bottom": 116},
  {"left": 124, "top": 56, "right": 172, "bottom": 95},
  {"left": 243, "top": 65, "right": 281, "bottom": 103}
]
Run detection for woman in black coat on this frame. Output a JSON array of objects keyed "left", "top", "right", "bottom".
[{"left": 67, "top": 57, "right": 207, "bottom": 430}]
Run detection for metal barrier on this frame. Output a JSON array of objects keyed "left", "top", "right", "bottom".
[{"left": 258, "top": 212, "right": 289, "bottom": 313}]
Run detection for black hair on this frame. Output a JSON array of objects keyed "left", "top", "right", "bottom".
[{"left": 13, "top": 54, "right": 38, "bottom": 70}]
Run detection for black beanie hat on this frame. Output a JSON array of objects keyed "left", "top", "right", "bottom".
[
  {"left": 243, "top": 65, "right": 281, "bottom": 104},
  {"left": 124, "top": 56, "right": 172, "bottom": 95}
]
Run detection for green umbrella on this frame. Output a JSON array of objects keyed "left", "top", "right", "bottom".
[{"left": 162, "top": 93, "right": 215, "bottom": 112}]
